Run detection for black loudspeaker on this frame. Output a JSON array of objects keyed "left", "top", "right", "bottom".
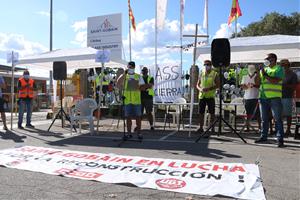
[
  {"left": 211, "top": 38, "right": 230, "bottom": 67},
  {"left": 53, "top": 61, "right": 67, "bottom": 80}
]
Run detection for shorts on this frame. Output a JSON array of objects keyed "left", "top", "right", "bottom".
[
  {"left": 141, "top": 98, "right": 153, "bottom": 114},
  {"left": 0, "top": 98, "right": 5, "bottom": 112},
  {"left": 244, "top": 99, "right": 260, "bottom": 118},
  {"left": 199, "top": 98, "right": 215, "bottom": 114},
  {"left": 281, "top": 98, "right": 293, "bottom": 117},
  {"left": 125, "top": 104, "right": 142, "bottom": 117}
]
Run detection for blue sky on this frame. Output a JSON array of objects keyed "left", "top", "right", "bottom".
[{"left": 0, "top": 0, "right": 299, "bottom": 76}]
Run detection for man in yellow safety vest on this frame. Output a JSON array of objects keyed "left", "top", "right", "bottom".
[
  {"left": 116, "top": 61, "right": 147, "bottom": 140},
  {"left": 255, "top": 53, "right": 285, "bottom": 147},
  {"left": 140, "top": 67, "right": 155, "bottom": 130},
  {"left": 196, "top": 60, "right": 220, "bottom": 133}
]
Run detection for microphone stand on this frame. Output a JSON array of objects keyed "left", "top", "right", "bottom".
[{"left": 115, "top": 71, "right": 142, "bottom": 146}]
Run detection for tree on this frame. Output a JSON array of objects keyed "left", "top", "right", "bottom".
[{"left": 236, "top": 12, "right": 300, "bottom": 37}]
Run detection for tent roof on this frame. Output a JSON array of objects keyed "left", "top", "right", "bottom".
[
  {"left": 196, "top": 35, "right": 300, "bottom": 63},
  {"left": 17, "top": 47, "right": 127, "bottom": 70},
  {"left": 0, "top": 64, "right": 26, "bottom": 72}
]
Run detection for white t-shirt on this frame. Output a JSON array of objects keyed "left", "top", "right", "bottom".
[{"left": 241, "top": 74, "right": 259, "bottom": 100}]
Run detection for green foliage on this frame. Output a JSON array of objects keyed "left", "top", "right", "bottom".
[{"left": 236, "top": 12, "right": 300, "bottom": 37}]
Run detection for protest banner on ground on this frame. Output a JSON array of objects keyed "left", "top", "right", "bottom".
[{"left": 0, "top": 146, "right": 265, "bottom": 200}]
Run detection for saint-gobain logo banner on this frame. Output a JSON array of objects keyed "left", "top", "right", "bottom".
[
  {"left": 146, "top": 64, "right": 183, "bottom": 103},
  {"left": 87, "top": 13, "right": 122, "bottom": 60}
]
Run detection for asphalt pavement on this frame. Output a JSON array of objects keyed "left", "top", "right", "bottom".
[{"left": 0, "top": 111, "right": 299, "bottom": 200}]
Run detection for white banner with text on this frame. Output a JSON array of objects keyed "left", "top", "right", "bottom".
[
  {"left": 146, "top": 64, "right": 182, "bottom": 103},
  {"left": 0, "top": 146, "right": 265, "bottom": 200}
]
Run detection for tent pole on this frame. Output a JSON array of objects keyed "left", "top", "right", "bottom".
[{"left": 10, "top": 51, "right": 15, "bottom": 130}]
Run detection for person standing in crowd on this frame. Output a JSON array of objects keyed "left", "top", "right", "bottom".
[
  {"left": 18, "top": 70, "right": 36, "bottom": 129},
  {"left": 280, "top": 59, "right": 297, "bottom": 137},
  {"left": 255, "top": 53, "right": 285, "bottom": 147},
  {"left": 240, "top": 64, "right": 261, "bottom": 131},
  {"left": 95, "top": 67, "right": 109, "bottom": 105},
  {"left": 196, "top": 60, "right": 219, "bottom": 133},
  {"left": 116, "top": 61, "right": 146, "bottom": 140},
  {"left": 0, "top": 75, "right": 8, "bottom": 130},
  {"left": 140, "top": 67, "right": 155, "bottom": 131}
]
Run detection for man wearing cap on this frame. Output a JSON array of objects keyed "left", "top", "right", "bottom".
[
  {"left": 116, "top": 61, "right": 146, "bottom": 140},
  {"left": 17, "top": 70, "right": 36, "bottom": 129},
  {"left": 280, "top": 59, "right": 297, "bottom": 137},
  {"left": 255, "top": 53, "right": 285, "bottom": 147},
  {"left": 196, "top": 60, "right": 219, "bottom": 133},
  {"left": 141, "top": 67, "right": 155, "bottom": 131}
]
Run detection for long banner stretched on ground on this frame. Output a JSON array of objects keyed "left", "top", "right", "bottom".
[{"left": 0, "top": 146, "right": 265, "bottom": 200}]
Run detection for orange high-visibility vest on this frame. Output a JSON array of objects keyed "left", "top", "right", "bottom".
[{"left": 18, "top": 78, "right": 34, "bottom": 98}]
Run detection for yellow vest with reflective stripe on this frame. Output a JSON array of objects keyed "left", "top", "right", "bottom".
[
  {"left": 146, "top": 76, "right": 154, "bottom": 96},
  {"left": 198, "top": 70, "right": 217, "bottom": 99},
  {"left": 260, "top": 65, "right": 282, "bottom": 98},
  {"left": 95, "top": 74, "right": 109, "bottom": 86},
  {"left": 124, "top": 74, "right": 141, "bottom": 105}
]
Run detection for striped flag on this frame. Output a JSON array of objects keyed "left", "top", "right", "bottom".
[
  {"left": 128, "top": 0, "right": 136, "bottom": 31},
  {"left": 228, "top": 0, "right": 242, "bottom": 25}
]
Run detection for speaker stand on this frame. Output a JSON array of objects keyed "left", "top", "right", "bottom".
[
  {"left": 48, "top": 80, "right": 76, "bottom": 132},
  {"left": 195, "top": 66, "right": 247, "bottom": 143}
]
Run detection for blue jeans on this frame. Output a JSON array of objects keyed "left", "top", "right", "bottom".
[
  {"left": 259, "top": 98, "right": 284, "bottom": 141},
  {"left": 18, "top": 98, "right": 33, "bottom": 126}
]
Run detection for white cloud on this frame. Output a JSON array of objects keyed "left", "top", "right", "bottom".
[
  {"left": 35, "top": 11, "right": 50, "bottom": 17},
  {"left": 35, "top": 10, "right": 68, "bottom": 23},
  {"left": 214, "top": 23, "right": 243, "bottom": 38},
  {"left": 0, "top": 32, "right": 48, "bottom": 59},
  {"left": 70, "top": 20, "right": 87, "bottom": 47}
]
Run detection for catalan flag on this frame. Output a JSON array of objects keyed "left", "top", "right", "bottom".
[
  {"left": 228, "top": 0, "right": 242, "bottom": 25},
  {"left": 128, "top": 0, "right": 136, "bottom": 31}
]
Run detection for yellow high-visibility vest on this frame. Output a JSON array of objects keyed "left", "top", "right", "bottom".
[
  {"left": 198, "top": 70, "right": 217, "bottom": 99},
  {"left": 124, "top": 74, "right": 141, "bottom": 105}
]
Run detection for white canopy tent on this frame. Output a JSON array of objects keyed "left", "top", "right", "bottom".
[
  {"left": 17, "top": 47, "right": 127, "bottom": 69},
  {"left": 196, "top": 35, "right": 300, "bottom": 63},
  {"left": 7, "top": 47, "right": 127, "bottom": 130}
]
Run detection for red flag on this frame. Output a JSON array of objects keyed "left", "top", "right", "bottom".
[
  {"left": 228, "top": 0, "right": 242, "bottom": 25},
  {"left": 128, "top": 0, "right": 136, "bottom": 31}
]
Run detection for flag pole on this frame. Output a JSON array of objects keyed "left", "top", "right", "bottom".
[
  {"left": 205, "top": 0, "right": 209, "bottom": 43},
  {"left": 180, "top": 0, "right": 183, "bottom": 89},
  {"left": 235, "top": 17, "right": 237, "bottom": 38},
  {"left": 128, "top": 0, "right": 132, "bottom": 61},
  {"left": 155, "top": 0, "right": 158, "bottom": 100}
]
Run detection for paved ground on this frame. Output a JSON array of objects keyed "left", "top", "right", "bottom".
[{"left": 0, "top": 111, "right": 299, "bottom": 200}]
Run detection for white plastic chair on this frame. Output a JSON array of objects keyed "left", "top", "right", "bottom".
[
  {"left": 70, "top": 98, "right": 97, "bottom": 134},
  {"left": 168, "top": 97, "right": 187, "bottom": 130}
]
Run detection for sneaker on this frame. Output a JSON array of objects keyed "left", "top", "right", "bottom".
[
  {"left": 254, "top": 137, "right": 268, "bottom": 143},
  {"left": 26, "top": 124, "right": 35, "bottom": 128},
  {"left": 18, "top": 126, "right": 24, "bottom": 129},
  {"left": 137, "top": 133, "right": 143, "bottom": 140},
  {"left": 150, "top": 126, "right": 155, "bottom": 131},
  {"left": 122, "top": 134, "right": 132, "bottom": 141},
  {"left": 3, "top": 126, "right": 8, "bottom": 131},
  {"left": 277, "top": 140, "right": 284, "bottom": 148}
]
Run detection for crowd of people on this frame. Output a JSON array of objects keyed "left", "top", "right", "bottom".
[
  {"left": 196, "top": 53, "right": 298, "bottom": 148},
  {"left": 0, "top": 53, "right": 298, "bottom": 147}
]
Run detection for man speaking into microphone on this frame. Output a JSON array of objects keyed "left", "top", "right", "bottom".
[{"left": 116, "top": 61, "right": 146, "bottom": 140}]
